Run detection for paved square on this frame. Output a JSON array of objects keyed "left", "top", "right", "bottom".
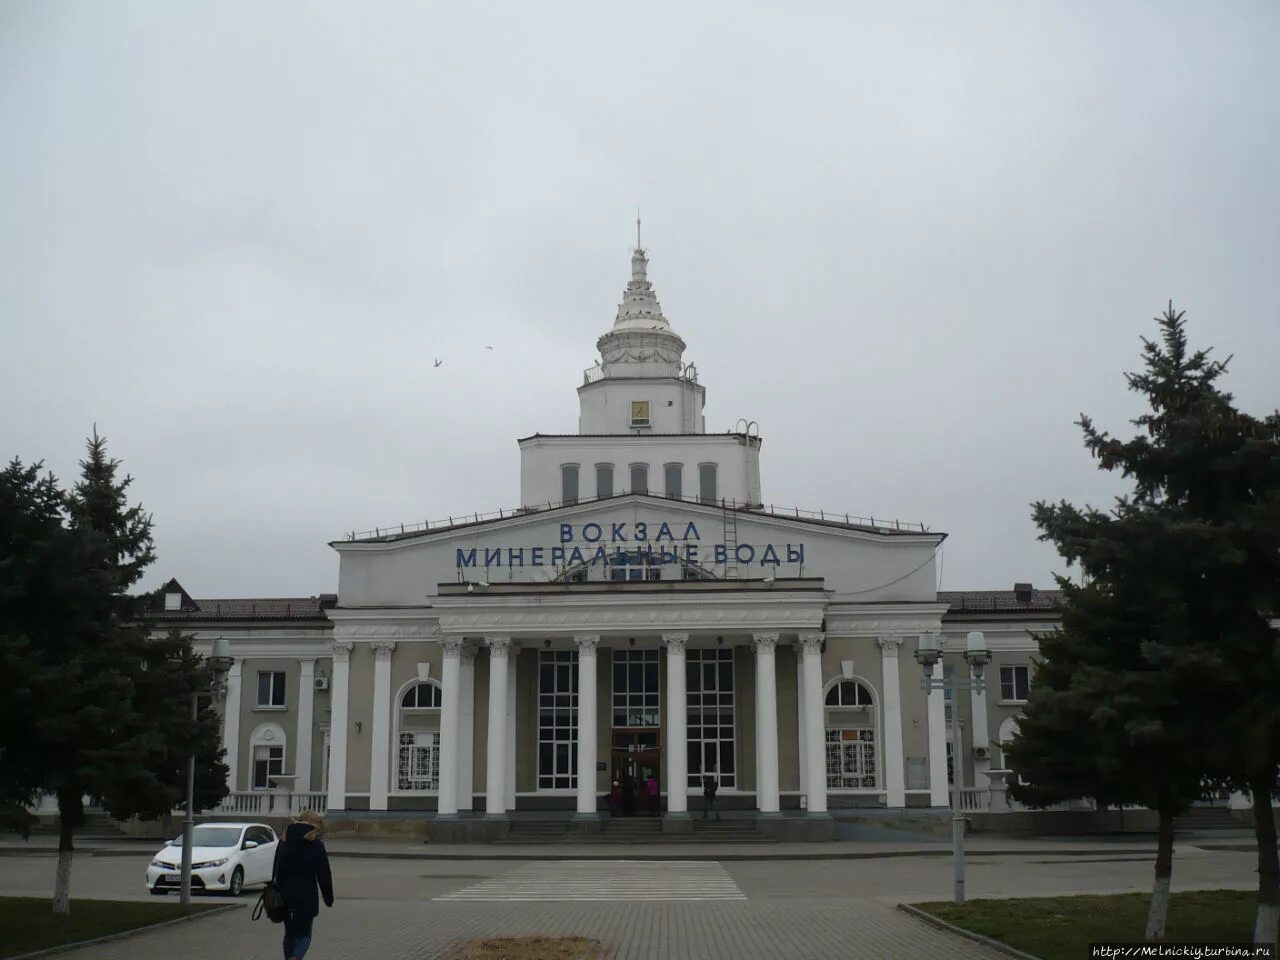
[{"left": 434, "top": 860, "right": 746, "bottom": 901}]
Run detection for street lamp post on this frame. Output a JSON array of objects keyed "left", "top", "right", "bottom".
[
  {"left": 180, "top": 637, "right": 233, "bottom": 906},
  {"left": 915, "top": 630, "right": 990, "bottom": 905}
]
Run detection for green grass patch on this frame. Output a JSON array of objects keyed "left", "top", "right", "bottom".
[
  {"left": 0, "top": 896, "right": 224, "bottom": 958},
  {"left": 917, "top": 890, "right": 1268, "bottom": 960}
]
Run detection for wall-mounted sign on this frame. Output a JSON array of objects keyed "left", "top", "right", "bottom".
[{"left": 454, "top": 520, "right": 806, "bottom": 570}]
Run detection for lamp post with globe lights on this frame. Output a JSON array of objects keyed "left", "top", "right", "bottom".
[
  {"left": 179, "top": 637, "right": 234, "bottom": 905},
  {"left": 915, "top": 631, "right": 990, "bottom": 905}
]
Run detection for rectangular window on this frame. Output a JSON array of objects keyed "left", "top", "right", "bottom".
[
  {"left": 1000, "top": 665, "right": 1030, "bottom": 702},
  {"left": 698, "top": 463, "right": 717, "bottom": 504},
  {"left": 164, "top": 592, "right": 181, "bottom": 611},
  {"left": 686, "top": 648, "right": 735, "bottom": 789},
  {"left": 825, "top": 728, "right": 877, "bottom": 790},
  {"left": 397, "top": 732, "right": 440, "bottom": 791},
  {"left": 612, "top": 649, "right": 661, "bottom": 727},
  {"left": 664, "top": 463, "right": 682, "bottom": 500},
  {"left": 252, "top": 745, "right": 284, "bottom": 789},
  {"left": 538, "top": 651, "right": 578, "bottom": 790},
  {"left": 630, "top": 400, "right": 650, "bottom": 427},
  {"left": 630, "top": 463, "right": 649, "bottom": 494},
  {"left": 561, "top": 464, "right": 579, "bottom": 505},
  {"left": 256, "top": 671, "right": 286, "bottom": 707},
  {"left": 596, "top": 463, "right": 614, "bottom": 499}
]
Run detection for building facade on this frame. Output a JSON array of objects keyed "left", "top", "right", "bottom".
[{"left": 153, "top": 241, "right": 1061, "bottom": 838}]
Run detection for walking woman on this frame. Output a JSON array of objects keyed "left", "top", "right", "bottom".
[{"left": 273, "top": 810, "right": 334, "bottom": 960}]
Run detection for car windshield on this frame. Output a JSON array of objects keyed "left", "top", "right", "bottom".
[{"left": 170, "top": 827, "right": 242, "bottom": 848}]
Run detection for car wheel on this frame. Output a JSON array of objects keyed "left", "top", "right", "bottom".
[
  {"left": 150, "top": 887, "right": 168, "bottom": 896},
  {"left": 228, "top": 867, "right": 244, "bottom": 897}
]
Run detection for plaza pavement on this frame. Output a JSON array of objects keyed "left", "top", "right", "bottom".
[{"left": 0, "top": 836, "right": 1262, "bottom": 959}]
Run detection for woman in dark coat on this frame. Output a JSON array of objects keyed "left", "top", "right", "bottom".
[{"left": 273, "top": 810, "right": 334, "bottom": 960}]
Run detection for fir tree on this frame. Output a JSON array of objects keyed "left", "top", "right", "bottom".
[
  {"left": 0, "top": 433, "right": 228, "bottom": 915},
  {"left": 1015, "top": 305, "right": 1280, "bottom": 943}
]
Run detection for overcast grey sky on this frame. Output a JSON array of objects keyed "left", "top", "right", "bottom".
[{"left": 2, "top": 1, "right": 1277, "bottom": 598}]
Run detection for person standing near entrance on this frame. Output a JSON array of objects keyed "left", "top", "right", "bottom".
[
  {"left": 609, "top": 780, "right": 622, "bottom": 817},
  {"left": 645, "top": 773, "right": 659, "bottom": 815},
  {"left": 702, "top": 772, "right": 721, "bottom": 821},
  {"left": 622, "top": 771, "right": 636, "bottom": 817}
]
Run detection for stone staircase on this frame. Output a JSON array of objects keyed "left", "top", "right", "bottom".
[
  {"left": 30, "top": 809, "right": 126, "bottom": 838},
  {"left": 1175, "top": 805, "right": 1247, "bottom": 834},
  {"left": 496, "top": 816, "right": 774, "bottom": 844}
]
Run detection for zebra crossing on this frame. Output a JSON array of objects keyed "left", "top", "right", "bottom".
[{"left": 434, "top": 859, "right": 747, "bottom": 902}]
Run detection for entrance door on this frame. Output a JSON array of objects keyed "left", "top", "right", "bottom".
[{"left": 611, "top": 729, "right": 661, "bottom": 816}]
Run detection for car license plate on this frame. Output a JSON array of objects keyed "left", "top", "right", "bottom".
[{"left": 162, "top": 875, "right": 178, "bottom": 882}]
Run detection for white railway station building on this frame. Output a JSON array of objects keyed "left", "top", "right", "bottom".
[{"left": 151, "top": 240, "right": 1060, "bottom": 840}]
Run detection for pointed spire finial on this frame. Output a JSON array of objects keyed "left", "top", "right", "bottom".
[{"left": 636, "top": 207, "right": 642, "bottom": 250}]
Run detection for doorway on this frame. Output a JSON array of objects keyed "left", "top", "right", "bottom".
[{"left": 610, "top": 729, "right": 661, "bottom": 816}]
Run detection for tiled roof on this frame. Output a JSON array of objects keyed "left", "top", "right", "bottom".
[
  {"left": 149, "top": 595, "right": 337, "bottom": 621},
  {"left": 938, "top": 589, "right": 1061, "bottom": 613}
]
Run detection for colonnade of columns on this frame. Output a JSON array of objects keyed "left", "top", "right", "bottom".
[{"left": 321, "top": 630, "right": 946, "bottom": 816}]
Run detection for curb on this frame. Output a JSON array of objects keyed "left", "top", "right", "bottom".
[
  {"left": 5, "top": 902, "right": 243, "bottom": 960},
  {"left": 897, "top": 902, "right": 1044, "bottom": 960},
  {"left": 56, "top": 845, "right": 1167, "bottom": 862},
  {"left": 323, "top": 845, "right": 1160, "bottom": 862}
]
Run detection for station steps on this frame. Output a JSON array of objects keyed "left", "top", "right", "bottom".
[
  {"left": 494, "top": 817, "right": 774, "bottom": 844},
  {"left": 1175, "top": 805, "right": 1248, "bottom": 833}
]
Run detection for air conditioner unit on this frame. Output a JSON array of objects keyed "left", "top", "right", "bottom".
[
  {"left": 973, "top": 746, "right": 989, "bottom": 760},
  {"left": 314, "top": 677, "right": 330, "bottom": 691}
]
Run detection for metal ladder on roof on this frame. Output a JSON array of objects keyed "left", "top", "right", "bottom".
[{"left": 721, "top": 498, "right": 739, "bottom": 580}]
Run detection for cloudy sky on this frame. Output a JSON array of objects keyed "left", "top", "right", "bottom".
[{"left": 2, "top": 2, "right": 1277, "bottom": 598}]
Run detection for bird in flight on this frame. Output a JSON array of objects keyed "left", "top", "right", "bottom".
[
  {"left": 433, "top": 358, "right": 443, "bottom": 368},
  {"left": 485, "top": 345, "right": 494, "bottom": 351}
]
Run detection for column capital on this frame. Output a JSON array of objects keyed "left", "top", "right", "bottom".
[
  {"left": 460, "top": 642, "right": 478, "bottom": 663},
  {"left": 876, "top": 636, "right": 905, "bottom": 654},
  {"left": 751, "top": 632, "right": 780, "bottom": 652},
  {"left": 227, "top": 659, "right": 243, "bottom": 679},
  {"left": 798, "top": 632, "right": 824, "bottom": 652},
  {"left": 370, "top": 640, "right": 397, "bottom": 660},
  {"left": 486, "top": 636, "right": 513, "bottom": 656},
  {"left": 573, "top": 634, "right": 600, "bottom": 654},
  {"left": 332, "top": 640, "right": 355, "bottom": 663},
  {"left": 662, "top": 633, "right": 688, "bottom": 654},
  {"left": 442, "top": 637, "right": 466, "bottom": 659},
  {"left": 299, "top": 657, "right": 317, "bottom": 674}
]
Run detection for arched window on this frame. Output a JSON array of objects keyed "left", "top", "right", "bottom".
[
  {"left": 823, "top": 679, "right": 878, "bottom": 791},
  {"left": 396, "top": 680, "right": 442, "bottom": 792},
  {"left": 249, "top": 722, "right": 288, "bottom": 790}
]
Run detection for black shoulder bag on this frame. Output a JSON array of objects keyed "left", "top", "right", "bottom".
[{"left": 252, "top": 841, "right": 288, "bottom": 924}]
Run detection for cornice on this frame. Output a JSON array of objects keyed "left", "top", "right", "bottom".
[
  {"left": 435, "top": 593, "right": 824, "bottom": 640},
  {"left": 190, "top": 638, "right": 336, "bottom": 660}
]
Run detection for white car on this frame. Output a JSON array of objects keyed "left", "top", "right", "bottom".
[{"left": 146, "top": 822, "right": 278, "bottom": 896}]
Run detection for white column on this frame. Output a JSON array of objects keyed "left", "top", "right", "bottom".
[
  {"left": 295, "top": 659, "right": 316, "bottom": 794},
  {"left": 575, "top": 635, "right": 600, "bottom": 816},
  {"left": 926, "top": 654, "right": 950, "bottom": 807},
  {"left": 369, "top": 641, "right": 397, "bottom": 811},
  {"left": 458, "top": 645, "right": 476, "bottom": 811},
  {"left": 794, "top": 645, "right": 807, "bottom": 802},
  {"left": 877, "top": 637, "right": 907, "bottom": 808},
  {"left": 436, "top": 638, "right": 464, "bottom": 816},
  {"left": 325, "top": 641, "right": 353, "bottom": 811},
  {"left": 222, "top": 660, "right": 243, "bottom": 792},
  {"left": 506, "top": 648, "right": 517, "bottom": 812},
  {"left": 664, "top": 633, "right": 689, "bottom": 815},
  {"left": 484, "top": 637, "right": 512, "bottom": 817},
  {"left": 799, "top": 632, "right": 827, "bottom": 814},
  {"left": 752, "top": 633, "right": 781, "bottom": 813},
  {"left": 970, "top": 677, "right": 990, "bottom": 787}
]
